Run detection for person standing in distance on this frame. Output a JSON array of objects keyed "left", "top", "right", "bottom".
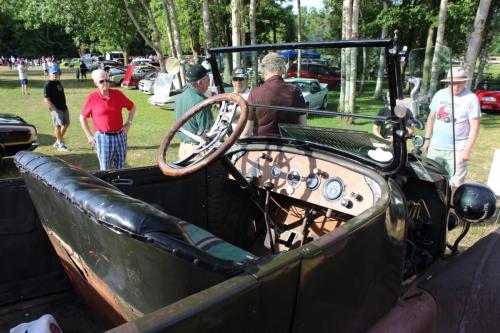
[
  {"left": 18, "top": 60, "right": 29, "bottom": 95},
  {"left": 423, "top": 67, "right": 481, "bottom": 190},
  {"left": 230, "top": 67, "right": 251, "bottom": 130},
  {"left": 80, "top": 69, "right": 136, "bottom": 170},
  {"left": 174, "top": 64, "right": 213, "bottom": 160},
  {"left": 44, "top": 66, "right": 71, "bottom": 152},
  {"left": 242, "top": 53, "right": 306, "bottom": 137}
]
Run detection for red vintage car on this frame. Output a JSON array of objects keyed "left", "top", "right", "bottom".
[
  {"left": 286, "top": 63, "right": 341, "bottom": 89},
  {"left": 475, "top": 80, "right": 500, "bottom": 112}
]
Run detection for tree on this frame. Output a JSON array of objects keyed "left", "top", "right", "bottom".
[
  {"left": 373, "top": 0, "right": 388, "bottom": 99},
  {"left": 168, "top": 0, "right": 186, "bottom": 84},
  {"left": 347, "top": 0, "right": 360, "bottom": 118},
  {"left": 464, "top": 0, "right": 493, "bottom": 88},
  {"left": 429, "top": 0, "right": 448, "bottom": 95},
  {"left": 123, "top": 0, "right": 166, "bottom": 72},
  {"left": 475, "top": 4, "right": 498, "bottom": 88},
  {"left": 162, "top": 0, "right": 178, "bottom": 58},
  {"left": 202, "top": 0, "right": 213, "bottom": 54},
  {"left": 250, "top": 0, "right": 258, "bottom": 87},
  {"left": 231, "top": 0, "right": 242, "bottom": 67}
]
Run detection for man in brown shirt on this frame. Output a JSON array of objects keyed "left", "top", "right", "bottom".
[{"left": 242, "top": 53, "right": 306, "bottom": 137}]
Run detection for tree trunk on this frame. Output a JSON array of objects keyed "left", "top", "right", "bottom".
[
  {"left": 464, "top": 0, "right": 492, "bottom": 89},
  {"left": 202, "top": 0, "right": 212, "bottom": 55},
  {"left": 231, "top": 0, "right": 241, "bottom": 68},
  {"left": 339, "top": 0, "right": 352, "bottom": 113},
  {"left": 421, "top": 25, "right": 434, "bottom": 94},
  {"left": 138, "top": 0, "right": 166, "bottom": 72},
  {"left": 348, "top": 0, "right": 360, "bottom": 119},
  {"left": 475, "top": 5, "right": 498, "bottom": 88},
  {"left": 344, "top": 0, "right": 353, "bottom": 114},
  {"left": 429, "top": 0, "right": 448, "bottom": 96},
  {"left": 167, "top": 0, "right": 185, "bottom": 85},
  {"left": 359, "top": 47, "right": 366, "bottom": 94},
  {"left": 250, "top": 0, "right": 258, "bottom": 87},
  {"left": 373, "top": 0, "right": 388, "bottom": 99},
  {"left": 123, "top": 0, "right": 165, "bottom": 71},
  {"left": 161, "top": 0, "right": 177, "bottom": 58}
]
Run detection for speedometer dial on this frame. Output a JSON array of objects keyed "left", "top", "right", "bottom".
[
  {"left": 286, "top": 170, "right": 301, "bottom": 188},
  {"left": 322, "top": 177, "right": 344, "bottom": 201}
]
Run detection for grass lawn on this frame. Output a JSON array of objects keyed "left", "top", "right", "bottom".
[{"left": 1, "top": 65, "right": 498, "bottom": 246}]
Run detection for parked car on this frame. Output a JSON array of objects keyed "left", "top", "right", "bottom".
[
  {"left": 108, "top": 66, "right": 127, "bottom": 86},
  {"left": 138, "top": 71, "right": 158, "bottom": 94},
  {"left": 0, "top": 114, "right": 37, "bottom": 158},
  {"left": 99, "top": 60, "right": 121, "bottom": 71},
  {"left": 60, "top": 58, "right": 81, "bottom": 68},
  {"left": 285, "top": 78, "right": 328, "bottom": 110},
  {"left": 121, "top": 64, "right": 158, "bottom": 89},
  {"left": 2, "top": 39, "right": 498, "bottom": 333},
  {"left": 286, "top": 62, "right": 341, "bottom": 89},
  {"left": 475, "top": 80, "right": 499, "bottom": 113}
]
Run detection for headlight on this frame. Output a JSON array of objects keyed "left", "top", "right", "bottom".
[{"left": 482, "top": 96, "right": 496, "bottom": 102}]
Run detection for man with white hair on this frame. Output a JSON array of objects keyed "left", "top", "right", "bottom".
[
  {"left": 423, "top": 67, "right": 481, "bottom": 189},
  {"left": 242, "top": 52, "right": 305, "bottom": 137},
  {"left": 80, "top": 69, "right": 136, "bottom": 170}
]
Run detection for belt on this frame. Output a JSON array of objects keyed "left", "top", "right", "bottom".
[{"left": 96, "top": 131, "right": 122, "bottom": 136}]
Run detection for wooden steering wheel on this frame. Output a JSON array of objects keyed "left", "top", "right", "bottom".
[{"left": 157, "top": 93, "right": 248, "bottom": 177}]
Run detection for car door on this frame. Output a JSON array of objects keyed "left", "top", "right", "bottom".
[{"left": 308, "top": 81, "right": 322, "bottom": 109}]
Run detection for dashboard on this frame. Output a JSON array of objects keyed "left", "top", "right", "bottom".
[{"left": 232, "top": 150, "right": 376, "bottom": 216}]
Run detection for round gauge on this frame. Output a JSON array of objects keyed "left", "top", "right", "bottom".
[
  {"left": 305, "top": 174, "right": 320, "bottom": 190},
  {"left": 271, "top": 165, "right": 282, "bottom": 177},
  {"left": 322, "top": 177, "right": 344, "bottom": 202},
  {"left": 286, "top": 169, "right": 302, "bottom": 188}
]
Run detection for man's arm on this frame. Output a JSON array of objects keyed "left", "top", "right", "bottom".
[
  {"left": 423, "top": 112, "right": 436, "bottom": 151},
  {"left": 460, "top": 117, "right": 480, "bottom": 162},
  {"left": 79, "top": 114, "right": 95, "bottom": 145},
  {"left": 121, "top": 105, "right": 136, "bottom": 135},
  {"left": 44, "top": 97, "right": 58, "bottom": 111}
]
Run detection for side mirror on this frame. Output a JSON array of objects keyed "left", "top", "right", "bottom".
[{"left": 453, "top": 183, "right": 497, "bottom": 223}]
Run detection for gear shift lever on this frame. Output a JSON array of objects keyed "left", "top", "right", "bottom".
[{"left": 263, "top": 180, "right": 276, "bottom": 253}]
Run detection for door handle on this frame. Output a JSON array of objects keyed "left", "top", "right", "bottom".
[{"left": 111, "top": 178, "right": 133, "bottom": 186}]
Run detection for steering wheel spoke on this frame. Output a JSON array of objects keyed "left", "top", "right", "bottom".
[{"left": 157, "top": 93, "right": 248, "bottom": 177}]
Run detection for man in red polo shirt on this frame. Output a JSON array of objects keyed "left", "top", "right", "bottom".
[{"left": 80, "top": 69, "right": 136, "bottom": 170}]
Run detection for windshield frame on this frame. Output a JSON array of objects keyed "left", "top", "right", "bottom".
[{"left": 206, "top": 39, "right": 407, "bottom": 175}]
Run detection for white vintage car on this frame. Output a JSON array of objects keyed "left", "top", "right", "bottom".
[{"left": 285, "top": 78, "right": 329, "bottom": 110}]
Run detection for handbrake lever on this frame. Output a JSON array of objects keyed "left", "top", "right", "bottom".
[{"left": 263, "top": 180, "right": 276, "bottom": 253}]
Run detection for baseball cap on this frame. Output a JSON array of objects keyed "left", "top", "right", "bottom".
[
  {"left": 49, "top": 66, "right": 60, "bottom": 74},
  {"left": 232, "top": 67, "right": 248, "bottom": 80},
  {"left": 186, "top": 64, "right": 208, "bottom": 82}
]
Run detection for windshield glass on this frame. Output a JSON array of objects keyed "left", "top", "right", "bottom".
[{"left": 206, "top": 45, "right": 397, "bottom": 165}]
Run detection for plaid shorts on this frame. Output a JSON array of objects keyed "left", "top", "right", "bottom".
[
  {"left": 427, "top": 147, "right": 467, "bottom": 188},
  {"left": 94, "top": 132, "right": 127, "bottom": 170}
]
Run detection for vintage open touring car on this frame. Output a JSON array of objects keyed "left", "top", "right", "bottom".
[{"left": 1, "top": 39, "right": 498, "bottom": 333}]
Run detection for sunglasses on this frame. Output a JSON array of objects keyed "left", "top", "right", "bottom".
[
  {"left": 98, "top": 79, "right": 110, "bottom": 84},
  {"left": 232, "top": 77, "right": 246, "bottom": 82}
]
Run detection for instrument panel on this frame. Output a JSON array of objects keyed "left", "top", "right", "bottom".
[{"left": 233, "top": 150, "right": 375, "bottom": 216}]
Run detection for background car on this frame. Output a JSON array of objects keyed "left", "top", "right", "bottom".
[
  {"left": 0, "top": 114, "right": 37, "bottom": 158},
  {"left": 99, "top": 60, "right": 120, "bottom": 71},
  {"left": 285, "top": 78, "right": 329, "bottom": 110},
  {"left": 60, "top": 58, "right": 81, "bottom": 68},
  {"left": 108, "top": 67, "right": 127, "bottom": 86},
  {"left": 475, "top": 80, "right": 499, "bottom": 113},
  {"left": 121, "top": 65, "right": 159, "bottom": 89},
  {"left": 138, "top": 71, "right": 158, "bottom": 94},
  {"left": 286, "top": 63, "right": 341, "bottom": 89}
]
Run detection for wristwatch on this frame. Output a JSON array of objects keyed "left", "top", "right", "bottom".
[
  {"left": 126, "top": 120, "right": 133, "bottom": 125},
  {"left": 424, "top": 137, "right": 430, "bottom": 141}
]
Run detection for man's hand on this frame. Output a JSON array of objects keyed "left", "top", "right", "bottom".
[
  {"left": 423, "top": 139, "right": 430, "bottom": 152},
  {"left": 87, "top": 135, "right": 95, "bottom": 145},
  {"left": 121, "top": 122, "right": 132, "bottom": 135},
  {"left": 459, "top": 149, "right": 471, "bottom": 163}
]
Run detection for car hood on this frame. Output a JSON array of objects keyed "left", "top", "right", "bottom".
[{"left": 0, "top": 114, "right": 28, "bottom": 125}]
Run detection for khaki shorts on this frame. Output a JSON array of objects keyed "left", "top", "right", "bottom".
[
  {"left": 427, "top": 148, "right": 467, "bottom": 188},
  {"left": 50, "top": 109, "right": 70, "bottom": 127},
  {"left": 178, "top": 141, "right": 198, "bottom": 160}
]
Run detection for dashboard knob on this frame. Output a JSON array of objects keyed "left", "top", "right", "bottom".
[
  {"left": 351, "top": 192, "right": 363, "bottom": 202},
  {"left": 259, "top": 153, "right": 273, "bottom": 162},
  {"left": 313, "top": 168, "right": 329, "bottom": 178},
  {"left": 340, "top": 197, "right": 353, "bottom": 209}
]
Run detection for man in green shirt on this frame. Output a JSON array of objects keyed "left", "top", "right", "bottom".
[{"left": 174, "top": 64, "right": 213, "bottom": 159}]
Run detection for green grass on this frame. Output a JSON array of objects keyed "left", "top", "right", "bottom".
[{"left": 1, "top": 65, "right": 498, "bottom": 246}]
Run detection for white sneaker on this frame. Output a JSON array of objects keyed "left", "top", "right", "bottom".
[
  {"left": 57, "top": 144, "right": 71, "bottom": 152},
  {"left": 53, "top": 142, "right": 59, "bottom": 148}
]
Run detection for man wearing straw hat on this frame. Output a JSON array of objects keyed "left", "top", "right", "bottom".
[{"left": 423, "top": 67, "right": 481, "bottom": 189}]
